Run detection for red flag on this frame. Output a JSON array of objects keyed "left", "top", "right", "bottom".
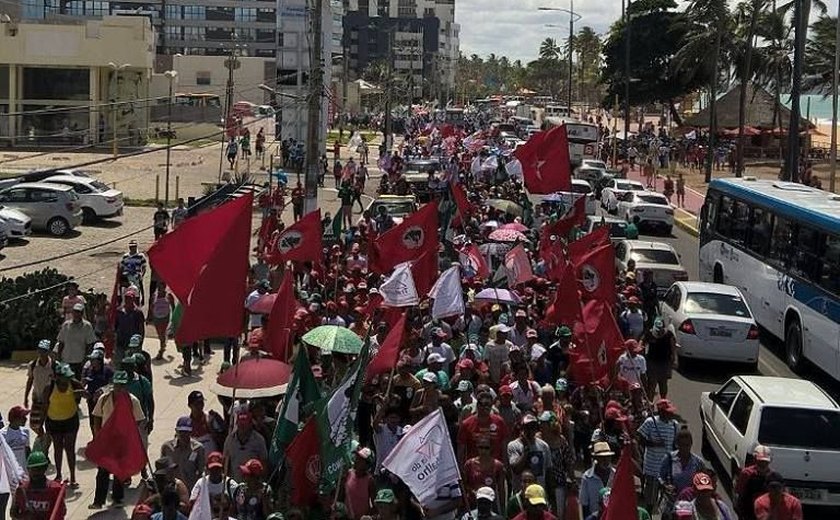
[
  {"left": 286, "top": 417, "right": 320, "bottom": 506},
  {"left": 602, "top": 441, "right": 638, "bottom": 520},
  {"left": 264, "top": 271, "right": 297, "bottom": 359},
  {"left": 459, "top": 243, "right": 490, "bottom": 280},
  {"left": 568, "top": 225, "right": 610, "bottom": 260},
  {"left": 369, "top": 201, "right": 439, "bottom": 274},
  {"left": 515, "top": 126, "right": 572, "bottom": 194},
  {"left": 366, "top": 312, "right": 407, "bottom": 378},
  {"left": 504, "top": 244, "right": 534, "bottom": 287},
  {"left": 411, "top": 250, "right": 439, "bottom": 297},
  {"left": 84, "top": 391, "right": 147, "bottom": 480},
  {"left": 450, "top": 182, "right": 472, "bottom": 226},
  {"left": 571, "top": 299, "right": 624, "bottom": 386},
  {"left": 150, "top": 194, "right": 252, "bottom": 344},
  {"left": 266, "top": 210, "right": 323, "bottom": 265},
  {"left": 572, "top": 242, "right": 616, "bottom": 305},
  {"left": 539, "top": 196, "right": 587, "bottom": 249},
  {"left": 542, "top": 262, "right": 582, "bottom": 328},
  {"left": 258, "top": 215, "right": 278, "bottom": 252}
]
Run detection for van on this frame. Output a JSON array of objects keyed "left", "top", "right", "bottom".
[{"left": 700, "top": 375, "right": 840, "bottom": 508}]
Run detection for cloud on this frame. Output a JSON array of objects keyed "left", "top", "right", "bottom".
[{"left": 454, "top": 0, "right": 624, "bottom": 62}]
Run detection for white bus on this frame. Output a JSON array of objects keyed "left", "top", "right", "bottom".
[
  {"left": 543, "top": 117, "right": 599, "bottom": 167},
  {"left": 699, "top": 177, "right": 840, "bottom": 379}
]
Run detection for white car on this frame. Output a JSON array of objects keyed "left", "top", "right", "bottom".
[
  {"left": 614, "top": 240, "right": 688, "bottom": 293},
  {"left": 583, "top": 215, "right": 628, "bottom": 241},
  {"left": 600, "top": 178, "right": 645, "bottom": 214},
  {"left": 41, "top": 175, "right": 124, "bottom": 222},
  {"left": 659, "top": 282, "right": 760, "bottom": 370},
  {"left": 700, "top": 376, "right": 840, "bottom": 509},
  {"left": 617, "top": 190, "right": 674, "bottom": 234},
  {"left": 581, "top": 159, "right": 608, "bottom": 173},
  {"left": 0, "top": 206, "right": 32, "bottom": 238},
  {"left": 531, "top": 179, "right": 597, "bottom": 216}
]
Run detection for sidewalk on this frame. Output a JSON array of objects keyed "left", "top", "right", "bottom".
[{"left": 623, "top": 166, "right": 703, "bottom": 236}]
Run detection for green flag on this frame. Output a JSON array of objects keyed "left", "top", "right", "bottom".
[
  {"left": 331, "top": 212, "right": 343, "bottom": 238},
  {"left": 313, "top": 341, "right": 370, "bottom": 493},
  {"left": 269, "top": 350, "right": 321, "bottom": 465}
]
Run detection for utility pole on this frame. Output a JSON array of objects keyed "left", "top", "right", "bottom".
[
  {"left": 623, "top": 0, "right": 631, "bottom": 142},
  {"left": 220, "top": 44, "right": 240, "bottom": 182},
  {"left": 568, "top": 0, "right": 574, "bottom": 116},
  {"left": 304, "top": 0, "right": 324, "bottom": 213},
  {"left": 164, "top": 70, "right": 178, "bottom": 205}
]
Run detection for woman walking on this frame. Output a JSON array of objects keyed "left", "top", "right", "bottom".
[
  {"left": 151, "top": 285, "right": 173, "bottom": 360},
  {"left": 45, "top": 364, "right": 83, "bottom": 487}
]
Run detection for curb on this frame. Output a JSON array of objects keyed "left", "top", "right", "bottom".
[{"left": 674, "top": 208, "right": 699, "bottom": 237}]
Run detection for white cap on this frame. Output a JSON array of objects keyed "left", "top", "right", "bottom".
[
  {"left": 427, "top": 353, "right": 445, "bottom": 364},
  {"left": 422, "top": 372, "right": 438, "bottom": 383},
  {"left": 475, "top": 487, "right": 496, "bottom": 502},
  {"left": 530, "top": 344, "right": 547, "bottom": 361}
]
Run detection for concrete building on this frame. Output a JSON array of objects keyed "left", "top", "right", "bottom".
[
  {"left": 15, "top": 0, "right": 278, "bottom": 58},
  {"left": 0, "top": 15, "right": 154, "bottom": 147}
]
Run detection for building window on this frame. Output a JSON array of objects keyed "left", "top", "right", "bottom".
[
  {"left": 206, "top": 7, "right": 234, "bottom": 21},
  {"left": 22, "top": 68, "right": 90, "bottom": 101},
  {"left": 165, "top": 26, "right": 181, "bottom": 39},
  {"left": 182, "top": 5, "right": 206, "bottom": 19},
  {"left": 235, "top": 8, "right": 257, "bottom": 22},
  {"left": 165, "top": 5, "right": 181, "bottom": 19},
  {"left": 256, "top": 8, "right": 275, "bottom": 22},
  {"left": 183, "top": 27, "right": 205, "bottom": 40},
  {"left": 196, "top": 71, "right": 212, "bottom": 86}
]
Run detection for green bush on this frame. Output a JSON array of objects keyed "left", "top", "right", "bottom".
[{"left": 0, "top": 268, "right": 105, "bottom": 359}]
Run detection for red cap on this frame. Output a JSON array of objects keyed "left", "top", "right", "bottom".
[
  {"left": 206, "top": 451, "right": 224, "bottom": 469},
  {"left": 239, "top": 458, "right": 264, "bottom": 476},
  {"left": 605, "top": 408, "right": 627, "bottom": 421},
  {"left": 8, "top": 406, "right": 30, "bottom": 421},
  {"left": 499, "top": 384, "right": 513, "bottom": 396},
  {"left": 693, "top": 473, "right": 714, "bottom": 491},
  {"left": 236, "top": 412, "right": 252, "bottom": 424},
  {"left": 457, "top": 358, "right": 474, "bottom": 370},
  {"left": 656, "top": 399, "right": 677, "bottom": 414},
  {"left": 624, "top": 339, "right": 643, "bottom": 354}
]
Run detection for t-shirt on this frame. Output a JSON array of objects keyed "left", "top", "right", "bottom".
[
  {"left": 637, "top": 415, "right": 679, "bottom": 476},
  {"left": 190, "top": 475, "right": 238, "bottom": 503},
  {"left": 507, "top": 437, "right": 553, "bottom": 489},
  {"left": 153, "top": 209, "right": 170, "bottom": 229},
  {"left": 616, "top": 352, "right": 647, "bottom": 386},
  {"left": 56, "top": 319, "right": 97, "bottom": 364},
  {"left": 458, "top": 414, "right": 509, "bottom": 462},
  {"left": 245, "top": 290, "right": 264, "bottom": 329},
  {"left": 1, "top": 426, "right": 30, "bottom": 470},
  {"left": 484, "top": 341, "right": 512, "bottom": 384},
  {"left": 14, "top": 481, "right": 66, "bottom": 520},
  {"left": 753, "top": 493, "right": 802, "bottom": 520},
  {"left": 509, "top": 380, "right": 541, "bottom": 412}
]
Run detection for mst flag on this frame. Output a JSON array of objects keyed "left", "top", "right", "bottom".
[
  {"left": 314, "top": 342, "right": 370, "bottom": 493},
  {"left": 411, "top": 250, "right": 439, "bottom": 297},
  {"left": 542, "top": 262, "right": 582, "bottom": 328},
  {"left": 429, "top": 266, "right": 465, "bottom": 320},
  {"left": 369, "top": 201, "right": 439, "bottom": 274},
  {"left": 381, "top": 408, "right": 461, "bottom": 507},
  {"left": 570, "top": 299, "right": 624, "bottom": 385},
  {"left": 514, "top": 126, "right": 572, "bottom": 194},
  {"left": 504, "top": 244, "right": 535, "bottom": 287},
  {"left": 572, "top": 242, "right": 616, "bottom": 305},
  {"left": 365, "top": 312, "right": 407, "bottom": 378},
  {"left": 85, "top": 391, "right": 147, "bottom": 480},
  {"left": 267, "top": 210, "right": 322, "bottom": 264},
  {"left": 149, "top": 193, "right": 252, "bottom": 345},
  {"left": 379, "top": 262, "right": 420, "bottom": 307},
  {"left": 568, "top": 225, "right": 610, "bottom": 259},
  {"left": 270, "top": 350, "right": 321, "bottom": 464},
  {"left": 286, "top": 418, "right": 320, "bottom": 506},
  {"left": 459, "top": 243, "right": 490, "bottom": 279}
]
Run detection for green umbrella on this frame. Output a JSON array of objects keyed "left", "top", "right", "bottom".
[
  {"left": 302, "top": 325, "right": 364, "bottom": 354},
  {"left": 487, "top": 199, "right": 523, "bottom": 217}
]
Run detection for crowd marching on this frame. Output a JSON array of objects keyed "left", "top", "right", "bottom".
[{"left": 0, "top": 113, "right": 804, "bottom": 520}]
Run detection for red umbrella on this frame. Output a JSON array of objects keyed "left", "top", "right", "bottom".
[
  {"left": 500, "top": 222, "right": 529, "bottom": 232},
  {"left": 213, "top": 357, "right": 291, "bottom": 397},
  {"left": 489, "top": 228, "right": 529, "bottom": 243}
]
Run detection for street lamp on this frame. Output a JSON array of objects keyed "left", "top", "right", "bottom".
[
  {"left": 540, "top": 5, "right": 581, "bottom": 116},
  {"left": 163, "top": 70, "right": 178, "bottom": 206},
  {"left": 108, "top": 62, "right": 130, "bottom": 159}
]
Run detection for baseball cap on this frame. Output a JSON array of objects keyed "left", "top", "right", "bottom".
[
  {"left": 374, "top": 489, "right": 397, "bottom": 504},
  {"left": 457, "top": 358, "right": 475, "bottom": 370},
  {"left": 427, "top": 353, "right": 445, "bottom": 364},
  {"left": 754, "top": 445, "right": 772, "bottom": 462},
  {"left": 92, "top": 341, "right": 106, "bottom": 352},
  {"left": 356, "top": 447, "right": 374, "bottom": 461},
  {"left": 175, "top": 416, "right": 193, "bottom": 432},
  {"left": 8, "top": 406, "right": 30, "bottom": 421},
  {"left": 526, "top": 329, "right": 539, "bottom": 338},
  {"left": 521, "top": 414, "right": 538, "bottom": 426},
  {"left": 624, "top": 339, "right": 643, "bottom": 354},
  {"left": 524, "top": 484, "right": 547, "bottom": 506},
  {"left": 188, "top": 390, "right": 205, "bottom": 405},
  {"left": 592, "top": 441, "right": 615, "bottom": 457},
  {"left": 693, "top": 472, "right": 715, "bottom": 491},
  {"left": 112, "top": 370, "right": 129, "bottom": 385},
  {"left": 27, "top": 451, "right": 49, "bottom": 469},
  {"left": 496, "top": 324, "right": 511, "bottom": 333},
  {"left": 457, "top": 380, "right": 473, "bottom": 392},
  {"left": 556, "top": 326, "right": 572, "bottom": 338},
  {"left": 133, "top": 504, "right": 154, "bottom": 518},
  {"left": 422, "top": 372, "right": 438, "bottom": 383},
  {"left": 206, "top": 451, "right": 224, "bottom": 469},
  {"left": 555, "top": 378, "right": 569, "bottom": 393},
  {"left": 128, "top": 239, "right": 138, "bottom": 246},
  {"left": 499, "top": 384, "right": 513, "bottom": 396},
  {"left": 239, "top": 458, "right": 264, "bottom": 477},
  {"left": 88, "top": 350, "right": 105, "bottom": 360},
  {"left": 475, "top": 487, "right": 496, "bottom": 502},
  {"left": 72, "top": 302, "right": 85, "bottom": 312},
  {"left": 37, "top": 339, "right": 52, "bottom": 351}
]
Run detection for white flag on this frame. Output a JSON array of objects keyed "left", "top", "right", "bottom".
[
  {"left": 481, "top": 155, "right": 498, "bottom": 171},
  {"left": 429, "top": 266, "right": 464, "bottom": 320},
  {"left": 381, "top": 408, "right": 461, "bottom": 507},
  {"left": 506, "top": 158, "right": 523, "bottom": 179},
  {"left": 0, "top": 432, "right": 24, "bottom": 496},
  {"left": 379, "top": 262, "right": 419, "bottom": 307}
]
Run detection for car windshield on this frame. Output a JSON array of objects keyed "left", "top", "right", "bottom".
[
  {"left": 684, "top": 292, "right": 750, "bottom": 317},
  {"left": 371, "top": 202, "right": 414, "bottom": 216},
  {"left": 630, "top": 248, "right": 679, "bottom": 265},
  {"left": 586, "top": 161, "right": 607, "bottom": 170},
  {"left": 636, "top": 194, "right": 669, "bottom": 205},
  {"left": 90, "top": 180, "right": 110, "bottom": 192},
  {"left": 617, "top": 181, "right": 643, "bottom": 191},
  {"left": 572, "top": 184, "right": 591, "bottom": 194},
  {"left": 607, "top": 222, "right": 628, "bottom": 237},
  {"left": 759, "top": 407, "right": 840, "bottom": 450}
]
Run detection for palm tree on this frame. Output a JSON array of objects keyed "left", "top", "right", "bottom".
[
  {"left": 574, "top": 27, "right": 602, "bottom": 106},
  {"left": 804, "top": 15, "right": 838, "bottom": 94},
  {"left": 539, "top": 38, "right": 562, "bottom": 62},
  {"left": 676, "top": 0, "right": 733, "bottom": 182},
  {"left": 753, "top": 10, "right": 793, "bottom": 160},
  {"left": 733, "top": 0, "right": 768, "bottom": 176}
]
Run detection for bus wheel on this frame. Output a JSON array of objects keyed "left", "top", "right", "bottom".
[
  {"left": 785, "top": 319, "right": 804, "bottom": 371},
  {"left": 713, "top": 264, "right": 723, "bottom": 284}
]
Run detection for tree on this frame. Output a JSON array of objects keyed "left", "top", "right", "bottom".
[
  {"left": 600, "top": 0, "right": 710, "bottom": 124},
  {"left": 803, "top": 15, "right": 837, "bottom": 95},
  {"left": 733, "top": 0, "right": 769, "bottom": 176},
  {"left": 539, "top": 38, "right": 562, "bottom": 62}
]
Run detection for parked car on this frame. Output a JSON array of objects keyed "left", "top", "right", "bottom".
[
  {"left": 41, "top": 175, "right": 124, "bottom": 222},
  {"left": 600, "top": 178, "right": 645, "bottom": 213},
  {"left": 366, "top": 194, "right": 418, "bottom": 226},
  {"left": 614, "top": 239, "right": 688, "bottom": 294},
  {"left": 582, "top": 215, "right": 628, "bottom": 241},
  {"left": 659, "top": 282, "right": 760, "bottom": 370},
  {"left": 531, "top": 179, "right": 597, "bottom": 215},
  {"left": 617, "top": 190, "right": 674, "bottom": 235},
  {"left": 0, "top": 220, "right": 8, "bottom": 252},
  {"left": 700, "top": 375, "right": 840, "bottom": 509},
  {"left": 21, "top": 168, "right": 94, "bottom": 183},
  {"left": 0, "top": 182, "right": 83, "bottom": 236},
  {"left": 0, "top": 206, "right": 33, "bottom": 239}
]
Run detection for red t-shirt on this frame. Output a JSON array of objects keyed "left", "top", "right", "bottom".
[
  {"left": 458, "top": 413, "right": 509, "bottom": 461},
  {"left": 754, "top": 493, "right": 803, "bottom": 520},
  {"left": 464, "top": 458, "right": 505, "bottom": 496},
  {"left": 512, "top": 510, "right": 557, "bottom": 520},
  {"left": 14, "top": 481, "right": 66, "bottom": 520}
]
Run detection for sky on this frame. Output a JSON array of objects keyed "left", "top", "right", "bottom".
[{"left": 454, "top": 0, "right": 624, "bottom": 63}]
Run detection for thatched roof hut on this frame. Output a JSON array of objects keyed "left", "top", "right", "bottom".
[{"left": 683, "top": 84, "right": 813, "bottom": 129}]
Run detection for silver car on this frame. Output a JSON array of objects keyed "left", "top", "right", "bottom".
[{"left": 0, "top": 182, "right": 83, "bottom": 236}]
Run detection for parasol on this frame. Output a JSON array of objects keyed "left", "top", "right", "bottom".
[
  {"left": 489, "top": 228, "right": 529, "bottom": 243},
  {"left": 474, "top": 288, "right": 522, "bottom": 304},
  {"left": 500, "top": 222, "right": 529, "bottom": 233},
  {"left": 487, "top": 199, "right": 523, "bottom": 217},
  {"left": 302, "top": 325, "right": 364, "bottom": 354},
  {"left": 212, "top": 357, "right": 292, "bottom": 398}
]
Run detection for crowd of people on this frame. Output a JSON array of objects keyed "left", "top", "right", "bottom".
[{"left": 0, "top": 111, "right": 807, "bottom": 520}]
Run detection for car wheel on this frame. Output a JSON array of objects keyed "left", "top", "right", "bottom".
[
  {"left": 82, "top": 207, "right": 97, "bottom": 224},
  {"left": 745, "top": 361, "right": 759, "bottom": 373},
  {"left": 47, "top": 217, "right": 69, "bottom": 237},
  {"left": 785, "top": 319, "right": 804, "bottom": 371}
]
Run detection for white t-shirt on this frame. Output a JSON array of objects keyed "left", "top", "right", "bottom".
[
  {"left": 190, "top": 475, "right": 238, "bottom": 502},
  {"left": 617, "top": 352, "right": 647, "bottom": 386},
  {"left": 1, "top": 426, "right": 30, "bottom": 470},
  {"left": 245, "top": 290, "right": 263, "bottom": 329}
]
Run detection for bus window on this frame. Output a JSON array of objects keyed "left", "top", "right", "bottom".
[
  {"left": 731, "top": 200, "right": 750, "bottom": 244},
  {"left": 749, "top": 206, "right": 772, "bottom": 256},
  {"left": 716, "top": 196, "right": 734, "bottom": 238},
  {"left": 792, "top": 225, "right": 823, "bottom": 282},
  {"left": 820, "top": 235, "right": 840, "bottom": 295},
  {"left": 769, "top": 216, "right": 794, "bottom": 268}
]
